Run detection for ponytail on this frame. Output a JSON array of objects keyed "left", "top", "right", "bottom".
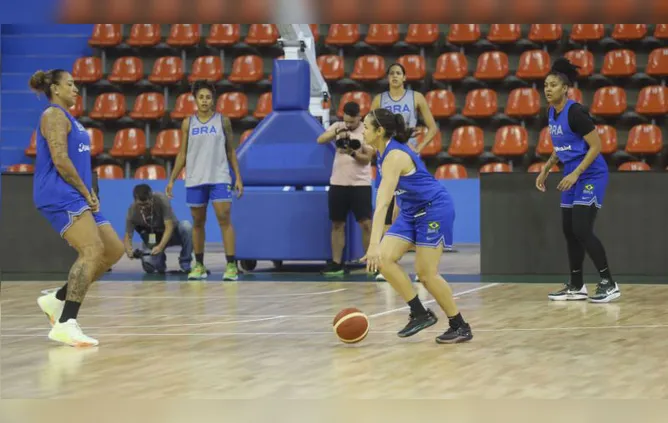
[
  {"left": 392, "top": 114, "right": 412, "bottom": 143},
  {"left": 369, "top": 108, "right": 414, "bottom": 144}
]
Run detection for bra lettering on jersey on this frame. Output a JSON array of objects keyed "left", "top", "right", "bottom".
[
  {"left": 548, "top": 124, "right": 564, "bottom": 136},
  {"left": 384, "top": 104, "right": 411, "bottom": 115},
  {"left": 78, "top": 143, "right": 91, "bottom": 153},
  {"left": 191, "top": 125, "right": 218, "bottom": 136}
]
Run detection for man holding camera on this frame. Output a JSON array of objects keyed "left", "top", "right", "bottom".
[
  {"left": 317, "top": 102, "right": 375, "bottom": 276},
  {"left": 124, "top": 184, "right": 193, "bottom": 274}
]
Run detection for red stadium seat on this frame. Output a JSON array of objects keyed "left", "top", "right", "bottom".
[
  {"left": 206, "top": 24, "right": 241, "bottom": 47},
  {"left": 435, "top": 164, "right": 468, "bottom": 179},
  {"left": 189, "top": 56, "right": 223, "bottom": 82},
  {"left": 625, "top": 124, "right": 663, "bottom": 155},
  {"left": 413, "top": 0, "right": 453, "bottom": 21},
  {"left": 655, "top": 24, "right": 668, "bottom": 40},
  {"left": 228, "top": 55, "right": 264, "bottom": 83},
  {"left": 365, "top": 24, "right": 400, "bottom": 46},
  {"left": 480, "top": 162, "right": 512, "bottom": 173},
  {"left": 433, "top": 53, "right": 468, "bottom": 82},
  {"left": 568, "top": 87, "right": 583, "bottom": 104},
  {"left": 171, "top": 93, "right": 196, "bottom": 120},
  {"left": 135, "top": 165, "right": 167, "bottom": 180},
  {"left": 166, "top": 24, "right": 200, "bottom": 47},
  {"left": 86, "top": 128, "right": 104, "bottom": 157},
  {"left": 110, "top": 128, "right": 146, "bottom": 158},
  {"left": 216, "top": 92, "right": 249, "bottom": 119},
  {"left": 646, "top": 48, "right": 668, "bottom": 77},
  {"left": 590, "top": 87, "right": 627, "bottom": 117},
  {"left": 618, "top": 161, "right": 651, "bottom": 171},
  {"left": 72, "top": 57, "right": 102, "bottom": 83},
  {"left": 635, "top": 86, "right": 668, "bottom": 116},
  {"left": 317, "top": 55, "right": 345, "bottom": 81},
  {"left": 89, "top": 93, "right": 126, "bottom": 120},
  {"left": 596, "top": 125, "right": 618, "bottom": 154},
  {"left": 474, "top": 51, "right": 509, "bottom": 81},
  {"left": 528, "top": 24, "right": 563, "bottom": 43},
  {"left": 127, "top": 24, "right": 161, "bottom": 47},
  {"left": 463, "top": 89, "right": 498, "bottom": 118},
  {"left": 89, "top": 24, "right": 122, "bottom": 47},
  {"left": 487, "top": 24, "right": 522, "bottom": 43},
  {"left": 337, "top": 91, "right": 371, "bottom": 118},
  {"left": 611, "top": 24, "right": 647, "bottom": 41},
  {"left": 448, "top": 126, "right": 484, "bottom": 157},
  {"left": 70, "top": 96, "right": 84, "bottom": 118},
  {"left": 350, "top": 55, "right": 386, "bottom": 81},
  {"left": 129, "top": 93, "right": 165, "bottom": 120},
  {"left": 564, "top": 50, "right": 595, "bottom": 77},
  {"left": 603, "top": 0, "right": 635, "bottom": 20},
  {"left": 95, "top": 164, "right": 124, "bottom": 179},
  {"left": 397, "top": 55, "right": 426, "bottom": 81},
  {"left": 149, "top": 57, "right": 184, "bottom": 84},
  {"left": 6, "top": 164, "right": 35, "bottom": 174},
  {"left": 325, "top": 24, "right": 360, "bottom": 46},
  {"left": 308, "top": 24, "right": 320, "bottom": 43},
  {"left": 447, "top": 24, "right": 481, "bottom": 44},
  {"left": 253, "top": 92, "right": 272, "bottom": 119},
  {"left": 601, "top": 49, "right": 637, "bottom": 78},
  {"left": 425, "top": 90, "right": 456, "bottom": 118},
  {"left": 25, "top": 131, "right": 37, "bottom": 157},
  {"left": 555, "top": 0, "right": 590, "bottom": 20},
  {"left": 528, "top": 162, "right": 559, "bottom": 173},
  {"left": 570, "top": 24, "right": 605, "bottom": 42},
  {"left": 516, "top": 50, "right": 551, "bottom": 80},
  {"left": 492, "top": 125, "right": 529, "bottom": 157},
  {"left": 245, "top": 24, "right": 279, "bottom": 46},
  {"left": 414, "top": 127, "right": 442, "bottom": 157},
  {"left": 151, "top": 129, "right": 182, "bottom": 158},
  {"left": 108, "top": 57, "right": 144, "bottom": 84},
  {"left": 505, "top": 88, "right": 541, "bottom": 118},
  {"left": 405, "top": 24, "right": 440, "bottom": 45},
  {"left": 536, "top": 127, "right": 553, "bottom": 155}
]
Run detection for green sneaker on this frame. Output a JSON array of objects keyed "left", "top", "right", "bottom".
[
  {"left": 188, "top": 263, "right": 209, "bottom": 280},
  {"left": 223, "top": 262, "right": 239, "bottom": 281}
]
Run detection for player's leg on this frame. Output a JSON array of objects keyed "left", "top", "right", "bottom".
[
  {"left": 323, "top": 186, "right": 348, "bottom": 276},
  {"left": 187, "top": 186, "right": 209, "bottom": 280},
  {"left": 381, "top": 216, "right": 438, "bottom": 337},
  {"left": 211, "top": 184, "right": 238, "bottom": 281},
  {"left": 375, "top": 197, "right": 397, "bottom": 281}
]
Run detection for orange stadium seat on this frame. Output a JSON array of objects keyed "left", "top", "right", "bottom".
[
  {"left": 245, "top": 24, "right": 279, "bottom": 46},
  {"left": 448, "top": 126, "right": 484, "bottom": 157},
  {"left": 564, "top": 50, "right": 595, "bottom": 77},
  {"left": 206, "top": 24, "right": 241, "bottom": 47},
  {"left": 596, "top": 125, "right": 618, "bottom": 154},
  {"left": 253, "top": 92, "right": 273, "bottom": 119},
  {"left": 86, "top": 128, "right": 104, "bottom": 157},
  {"left": 397, "top": 55, "right": 426, "bottom": 81},
  {"left": 72, "top": 57, "right": 102, "bottom": 83},
  {"left": 635, "top": 86, "right": 668, "bottom": 116},
  {"left": 127, "top": 24, "right": 161, "bottom": 47},
  {"left": 646, "top": 48, "right": 668, "bottom": 77},
  {"left": 474, "top": 51, "right": 509, "bottom": 81},
  {"left": 167, "top": 24, "right": 200, "bottom": 47},
  {"left": 536, "top": 127, "right": 553, "bottom": 155},
  {"left": 110, "top": 128, "right": 146, "bottom": 159},
  {"left": 135, "top": 165, "right": 167, "bottom": 180},
  {"left": 108, "top": 57, "right": 144, "bottom": 84},
  {"left": 337, "top": 91, "right": 371, "bottom": 118},
  {"left": 568, "top": 87, "right": 583, "bottom": 104},
  {"left": 171, "top": 93, "right": 196, "bottom": 120},
  {"left": 228, "top": 55, "right": 264, "bottom": 83},
  {"left": 70, "top": 96, "right": 84, "bottom": 118},
  {"left": 89, "top": 93, "right": 126, "bottom": 120},
  {"left": 6, "top": 164, "right": 35, "bottom": 174},
  {"left": 413, "top": 0, "right": 453, "bottom": 21},
  {"left": 130, "top": 93, "right": 165, "bottom": 120},
  {"left": 601, "top": 49, "right": 637, "bottom": 78},
  {"left": 308, "top": 24, "right": 320, "bottom": 43},
  {"left": 404, "top": 24, "right": 440, "bottom": 45},
  {"left": 528, "top": 24, "right": 563, "bottom": 43},
  {"left": 151, "top": 129, "right": 182, "bottom": 158},
  {"left": 414, "top": 127, "right": 442, "bottom": 157},
  {"left": 350, "top": 55, "right": 386, "bottom": 81},
  {"left": 25, "top": 131, "right": 37, "bottom": 157},
  {"left": 216, "top": 92, "right": 249, "bottom": 119},
  {"left": 618, "top": 161, "right": 651, "bottom": 171},
  {"left": 425, "top": 90, "right": 456, "bottom": 119},
  {"left": 508, "top": 0, "right": 542, "bottom": 21},
  {"left": 95, "top": 164, "right": 124, "bottom": 179},
  {"left": 433, "top": 53, "right": 468, "bottom": 82},
  {"left": 365, "top": 24, "right": 400, "bottom": 46},
  {"left": 492, "top": 125, "right": 529, "bottom": 157},
  {"left": 435, "top": 164, "right": 468, "bottom": 179},
  {"left": 528, "top": 162, "right": 559, "bottom": 173},
  {"left": 480, "top": 162, "right": 512, "bottom": 173},
  {"left": 612, "top": 24, "right": 647, "bottom": 41},
  {"left": 516, "top": 50, "right": 551, "bottom": 80},
  {"left": 317, "top": 55, "right": 345, "bottom": 81},
  {"left": 447, "top": 24, "right": 481, "bottom": 44},
  {"left": 655, "top": 24, "right": 668, "bottom": 40},
  {"left": 505, "top": 88, "right": 541, "bottom": 118},
  {"left": 625, "top": 124, "right": 663, "bottom": 155},
  {"left": 602, "top": 0, "right": 635, "bottom": 20},
  {"left": 325, "top": 24, "right": 360, "bottom": 46},
  {"left": 463, "top": 89, "right": 498, "bottom": 118},
  {"left": 590, "top": 87, "right": 627, "bottom": 117},
  {"left": 189, "top": 56, "right": 223, "bottom": 82},
  {"left": 570, "top": 24, "right": 605, "bottom": 42},
  {"left": 89, "top": 24, "right": 122, "bottom": 47},
  {"left": 149, "top": 57, "right": 184, "bottom": 84},
  {"left": 487, "top": 24, "right": 522, "bottom": 44}
]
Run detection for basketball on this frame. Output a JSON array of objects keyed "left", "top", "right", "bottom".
[{"left": 333, "top": 308, "right": 369, "bottom": 344}]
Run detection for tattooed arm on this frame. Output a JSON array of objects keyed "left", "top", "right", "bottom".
[
  {"left": 223, "top": 116, "right": 243, "bottom": 197},
  {"left": 41, "top": 107, "right": 90, "bottom": 198}
]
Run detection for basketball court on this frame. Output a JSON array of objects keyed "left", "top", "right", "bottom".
[{"left": 3, "top": 245, "right": 667, "bottom": 399}]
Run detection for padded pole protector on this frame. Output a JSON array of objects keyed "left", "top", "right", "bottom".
[{"left": 272, "top": 59, "right": 310, "bottom": 111}]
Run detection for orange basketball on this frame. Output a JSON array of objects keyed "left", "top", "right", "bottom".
[{"left": 333, "top": 307, "right": 369, "bottom": 344}]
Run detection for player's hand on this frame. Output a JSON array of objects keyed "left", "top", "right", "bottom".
[
  {"left": 535, "top": 171, "right": 548, "bottom": 192},
  {"left": 151, "top": 246, "right": 163, "bottom": 255},
  {"left": 235, "top": 179, "right": 244, "bottom": 198},
  {"left": 361, "top": 243, "right": 382, "bottom": 274},
  {"left": 557, "top": 172, "right": 579, "bottom": 192},
  {"left": 87, "top": 191, "right": 100, "bottom": 212},
  {"left": 125, "top": 248, "right": 134, "bottom": 259},
  {"left": 165, "top": 181, "right": 174, "bottom": 199}
]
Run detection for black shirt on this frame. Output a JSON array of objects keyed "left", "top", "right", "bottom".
[{"left": 552, "top": 103, "right": 596, "bottom": 138}]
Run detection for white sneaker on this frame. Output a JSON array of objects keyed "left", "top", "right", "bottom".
[
  {"left": 414, "top": 274, "right": 420, "bottom": 282},
  {"left": 375, "top": 272, "right": 387, "bottom": 281},
  {"left": 48, "top": 319, "right": 99, "bottom": 347},
  {"left": 37, "top": 292, "right": 65, "bottom": 326}
]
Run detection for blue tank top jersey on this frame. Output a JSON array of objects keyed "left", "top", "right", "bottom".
[
  {"left": 548, "top": 99, "right": 607, "bottom": 176},
  {"left": 377, "top": 138, "right": 452, "bottom": 216},
  {"left": 34, "top": 105, "right": 93, "bottom": 209}
]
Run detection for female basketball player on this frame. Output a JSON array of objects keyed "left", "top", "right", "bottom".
[
  {"left": 166, "top": 80, "right": 243, "bottom": 281},
  {"left": 371, "top": 63, "right": 439, "bottom": 281},
  {"left": 361, "top": 108, "right": 472, "bottom": 344},
  {"left": 31, "top": 69, "right": 125, "bottom": 347},
  {"left": 536, "top": 58, "right": 620, "bottom": 303}
]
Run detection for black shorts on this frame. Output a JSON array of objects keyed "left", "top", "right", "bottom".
[
  {"left": 385, "top": 197, "right": 395, "bottom": 225},
  {"left": 329, "top": 185, "right": 372, "bottom": 222}
]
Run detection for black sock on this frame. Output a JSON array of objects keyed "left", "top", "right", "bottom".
[
  {"left": 570, "top": 269, "right": 584, "bottom": 289},
  {"left": 599, "top": 267, "right": 613, "bottom": 283},
  {"left": 195, "top": 253, "right": 204, "bottom": 265},
  {"left": 226, "top": 255, "right": 236, "bottom": 265},
  {"left": 407, "top": 296, "right": 427, "bottom": 316},
  {"left": 449, "top": 313, "right": 466, "bottom": 329},
  {"left": 55, "top": 284, "right": 68, "bottom": 301},
  {"left": 59, "top": 301, "right": 81, "bottom": 323}
]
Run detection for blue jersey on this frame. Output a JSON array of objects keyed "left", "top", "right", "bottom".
[
  {"left": 548, "top": 99, "right": 607, "bottom": 177},
  {"left": 34, "top": 105, "right": 92, "bottom": 210},
  {"left": 377, "top": 138, "right": 452, "bottom": 217}
]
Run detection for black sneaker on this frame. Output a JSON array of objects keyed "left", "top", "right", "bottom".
[
  {"left": 548, "top": 283, "right": 588, "bottom": 301},
  {"left": 435, "top": 323, "right": 473, "bottom": 344},
  {"left": 589, "top": 279, "right": 620, "bottom": 303},
  {"left": 321, "top": 261, "right": 345, "bottom": 276},
  {"left": 397, "top": 309, "right": 438, "bottom": 338}
]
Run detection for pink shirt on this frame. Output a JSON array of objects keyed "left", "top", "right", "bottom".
[{"left": 328, "top": 122, "right": 372, "bottom": 186}]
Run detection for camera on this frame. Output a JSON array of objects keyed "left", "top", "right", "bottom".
[
  {"left": 335, "top": 129, "right": 361, "bottom": 150},
  {"left": 132, "top": 249, "right": 148, "bottom": 259}
]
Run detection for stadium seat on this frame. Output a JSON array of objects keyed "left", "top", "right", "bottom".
[
  {"left": 433, "top": 53, "right": 468, "bottom": 82},
  {"left": 110, "top": 128, "right": 147, "bottom": 158},
  {"left": 492, "top": 125, "right": 529, "bottom": 157},
  {"left": 108, "top": 57, "right": 144, "bottom": 84},
  {"left": 625, "top": 124, "right": 663, "bottom": 155},
  {"left": 413, "top": 0, "right": 453, "bottom": 21},
  {"left": 72, "top": 57, "right": 102, "bottom": 83},
  {"left": 596, "top": 125, "right": 618, "bottom": 154},
  {"left": 603, "top": 0, "right": 635, "bottom": 20},
  {"left": 425, "top": 90, "right": 456, "bottom": 118},
  {"left": 240, "top": 129, "right": 253, "bottom": 144},
  {"left": 89, "top": 93, "right": 126, "bottom": 120},
  {"left": 337, "top": 91, "right": 371, "bottom": 118},
  {"left": 536, "top": 127, "right": 553, "bottom": 155},
  {"left": 95, "top": 164, "right": 124, "bottom": 179},
  {"left": 129, "top": 93, "right": 165, "bottom": 120},
  {"left": 25, "top": 131, "right": 37, "bottom": 157},
  {"left": 149, "top": 57, "right": 184, "bottom": 84},
  {"left": 568, "top": 87, "right": 583, "bottom": 103},
  {"left": 309, "top": 24, "right": 320, "bottom": 43},
  {"left": 618, "top": 161, "right": 651, "bottom": 171},
  {"left": 397, "top": 55, "right": 426, "bottom": 81},
  {"left": 509, "top": 0, "right": 542, "bottom": 21},
  {"left": 564, "top": 49, "right": 595, "bottom": 77},
  {"left": 171, "top": 93, "right": 196, "bottom": 119},
  {"left": 151, "top": 129, "right": 182, "bottom": 158},
  {"left": 206, "top": 24, "right": 241, "bottom": 47},
  {"left": 166, "top": 24, "right": 200, "bottom": 47},
  {"left": 590, "top": 87, "right": 627, "bottom": 117},
  {"left": 434, "top": 164, "right": 468, "bottom": 179},
  {"left": 365, "top": 24, "right": 400, "bottom": 46},
  {"left": 487, "top": 24, "right": 522, "bottom": 44},
  {"left": 127, "top": 24, "right": 161, "bottom": 47},
  {"left": 655, "top": 24, "right": 668, "bottom": 40},
  {"left": 448, "top": 126, "right": 484, "bottom": 157},
  {"left": 350, "top": 55, "right": 386, "bottom": 81},
  {"left": 516, "top": 50, "right": 551, "bottom": 80},
  {"left": 6, "top": 164, "right": 34, "bottom": 174},
  {"left": 245, "top": 24, "right": 279, "bottom": 46},
  {"left": 528, "top": 162, "right": 559, "bottom": 173},
  {"left": 463, "top": 89, "right": 498, "bottom": 118},
  {"left": 317, "top": 55, "right": 345, "bottom": 81},
  {"left": 71, "top": 96, "right": 84, "bottom": 118},
  {"left": 86, "top": 128, "right": 104, "bottom": 157},
  {"left": 505, "top": 88, "right": 541, "bottom": 118},
  {"left": 601, "top": 49, "right": 637, "bottom": 78},
  {"left": 646, "top": 48, "right": 668, "bottom": 77},
  {"left": 480, "top": 162, "right": 512, "bottom": 173},
  {"left": 447, "top": 24, "right": 481, "bottom": 45},
  {"left": 635, "top": 86, "right": 668, "bottom": 116},
  {"left": 189, "top": 56, "right": 223, "bottom": 82},
  {"left": 570, "top": 24, "right": 605, "bottom": 42},
  {"left": 89, "top": 24, "right": 122, "bottom": 47},
  {"left": 253, "top": 92, "right": 273, "bottom": 119},
  {"left": 228, "top": 55, "right": 264, "bottom": 83},
  {"left": 474, "top": 51, "right": 509, "bottom": 81},
  {"left": 414, "top": 127, "right": 442, "bottom": 157},
  {"left": 404, "top": 24, "right": 440, "bottom": 45},
  {"left": 135, "top": 164, "right": 167, "bottom": 180},
  {"left": 528, "top": 24, "right": 563, "bottom": 43},
  {"left": 611, "top": 24, "right": 647, "bottom": 41},
  {"left": 555, "top": 0, "right": 590, "bottom": 20},
  {"left": 216, "top": 92, "right": 249, "bottom": 119},
  {"left": 325, "top": 24, "right": 360, "bottom": 46}
]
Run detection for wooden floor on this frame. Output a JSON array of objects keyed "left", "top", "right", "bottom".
[{"left": 2, "top": 279, "right": 668, "bottom": 399}]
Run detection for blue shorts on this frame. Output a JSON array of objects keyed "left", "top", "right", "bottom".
[
  {"left": 186, "top": 183, "right": 233, "bottom": 207},
  {"left": 38, "top": 198, "right": 110, "bottom": 238},
  {"left": 560, "top": 172, "right": 608, "bottom": 209},
  {"left": 385, "top": 201, "right": 455, "bottom": 248}
]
